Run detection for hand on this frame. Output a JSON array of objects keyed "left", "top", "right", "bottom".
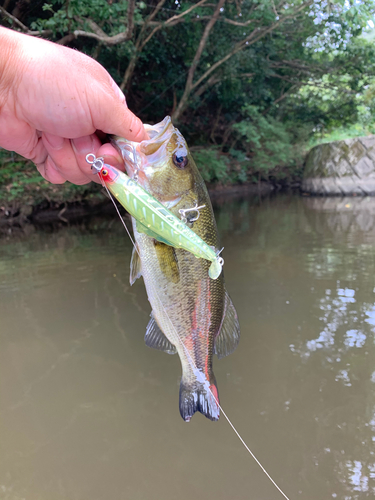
[{"left": 0, "top": 27, "right": 147, "bottom": 185}]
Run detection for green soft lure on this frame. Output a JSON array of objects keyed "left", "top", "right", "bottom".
[{"left": 86, "top": 155, "right": 223, "bottom": 280}]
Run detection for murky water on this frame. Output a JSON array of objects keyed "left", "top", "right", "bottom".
[{"left": 1, "top": 195, "right": 375, "bottom": 500}]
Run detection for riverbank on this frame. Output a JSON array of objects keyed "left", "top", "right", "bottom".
[
  {"left": 0, "top": 180, "right": 277, "bottom": 230},
  {"left": 0, "top": 150, "right": 282, "bottom": 230}
]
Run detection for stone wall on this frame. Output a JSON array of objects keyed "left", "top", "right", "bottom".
[{"left": 302, "top": 136, "right": 375, "bottom": 195}]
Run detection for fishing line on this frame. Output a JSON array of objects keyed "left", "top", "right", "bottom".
[
  {"left": 99, "top": 178, "right": 140, "bottom": 258},
  {"left": 103, "top": 185, "right": 291, "bottom": 500},
  {"left": 153, "top": 300, "right": 291, "bottom": 500}
]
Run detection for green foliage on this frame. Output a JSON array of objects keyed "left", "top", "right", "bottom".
[
  {"left": 192, "top": 148, "right": 230, "bottom": 184},
  {"left": 31, "top": 0, "right": 132, "bottom": 36},
  {"left": 309, "top": 123, "right": 375, "bottom": 148},
  {"left": 0, "top": 150, "right": 102, "bottom": 207},
  {"left": 2, "top": 0, "right": 375, "bottom": 202},
  {"left": 231, "top": 105, "right": 304, "bottom": 181}
]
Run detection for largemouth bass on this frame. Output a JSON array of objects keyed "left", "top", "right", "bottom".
[{"left": 112, "top": 116, "right": 240, "bottom": 421}]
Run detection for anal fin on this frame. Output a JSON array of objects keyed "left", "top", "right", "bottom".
[
  {"left": 214, "top": 289, "right": 240, "bottom": 360},
  {"left": 145, "top": 314, "right": 177, "bottom": 355},
  {"left": 130, "top": 245, "right": 142, "bottom": 285}
]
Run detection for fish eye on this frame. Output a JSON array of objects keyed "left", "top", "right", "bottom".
[
  {"left": 102, "top": 169, "right": 108, "bottom": 177},
  {"left": 172, "top": 153, "right": 188, "bottom": 169}
]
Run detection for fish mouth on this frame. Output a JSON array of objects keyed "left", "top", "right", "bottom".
[
  {"left": 111, "top": 116, "right": 175, "bottom": 178},
  {"left": 143, "top": 116, "right": 172, "bottom": 141}
]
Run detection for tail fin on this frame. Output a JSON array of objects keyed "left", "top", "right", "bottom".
[{"left": 179, "top": 374, "right": 220, "bottom": 422}]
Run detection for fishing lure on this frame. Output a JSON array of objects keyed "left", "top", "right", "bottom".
[{"left": 86, "top": 154, "right": 224, "bottom": 280}]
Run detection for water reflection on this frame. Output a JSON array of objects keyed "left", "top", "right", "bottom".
[
  {"left": 296, "top": 197, "right": 375, "bottom": 499},
  {"left": 1, "top": 195, "right": 375, "bottom": 499},
  {"left": 303, "top": 196, "right": 375, "bottom": 244}
]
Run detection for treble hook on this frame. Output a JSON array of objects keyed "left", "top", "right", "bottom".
[
  {"left": 120, "top": 143, "right": 139, "bottom": 181},
  {"left": 179, "top": 203, "right": 206, "bottom": 224}
]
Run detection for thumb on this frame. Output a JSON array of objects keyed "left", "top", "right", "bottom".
[{"left": 91, "top": 76, "right": 148, "bottom": 143}]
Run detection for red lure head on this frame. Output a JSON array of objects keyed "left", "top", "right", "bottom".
[{"left": 98, "top": 164, "right": 120, "bottom": 184}]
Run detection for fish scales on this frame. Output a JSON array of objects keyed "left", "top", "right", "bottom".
[
  {"left": 135, "top": 227, "right": 224, "bottom": 420},
  {"left": 112, "top": 116, "right": 240, "bottom": 421}
]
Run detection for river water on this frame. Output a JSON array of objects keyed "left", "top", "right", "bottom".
[{"left": 1, "top": 194, "right": 375, "bottom": 500}]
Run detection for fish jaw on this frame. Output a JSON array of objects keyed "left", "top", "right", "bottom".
[{"left": 111, "top": 116, "right": 175, "bottom": 182}]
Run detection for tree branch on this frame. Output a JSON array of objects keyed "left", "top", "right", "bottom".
[
  {"left": 127, "top": 0, "right": 135, "bottom": 39},
  {"left": 121, "top": 0, "right": 210, "bottom": 91},
  {"left": 120, "top": 0, "right": 168, "bottom": 91},
  {"left": 71, "top": 29, "right": 130, "bottom": 45},
  {"left": 165, "top": 0, "right": 209, "bottom": 26},
  {"left": 193, "top": 72, "right": 256, "bottom": 98},
  {"left": 262, "top": 84, "right": 298, "bottom": 115},
  {"left": 194, "top": 15, "right": 257, "bottom": 26},
  {"left": 0, "top": 6, "right": 51, "bottom": 36},
  {"left": 172, "top": 0, "right": 225, "bottom": 121},
  {"left": 192, "top": 0, "right": 313, "bottom": 92},
  {"left": 139, "top": 0, "right": 209, "bottom": 51},
  {"left": 65, "top": 1, "right": 134, "bottom": 46},
  {"left": 0, "top": 6, "right": 29, "bottom": 30},
  {"left": 73, "top": 14, "right": 135, "bottom": 46},
  {"left": 57, "top": 33, "right": 76, "bottom": 45}
]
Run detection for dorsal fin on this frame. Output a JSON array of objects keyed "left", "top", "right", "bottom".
[
  {"left": 129, "top": 245, "right": 142, "bottom": 285},
  {"left": 214, "top": 289, "right": 240, "bottom": 359},
  {"left": 145, "top": 314, "right": 177, "bottom": 354}
]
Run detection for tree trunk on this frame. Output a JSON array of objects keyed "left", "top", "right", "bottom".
[{"left": 172, "top": 0, "right": 225, "bottom": 123}]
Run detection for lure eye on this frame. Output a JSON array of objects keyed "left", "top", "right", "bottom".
[
  {"left": 98, "top": 164, "right": 119, "bottom": 184},
  {"left": 172, "top": 153, "right": 188, "bottom": 169}
]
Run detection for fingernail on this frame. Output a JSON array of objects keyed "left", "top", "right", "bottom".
[
  {"left": 43, "top": 133, "right": 64, "bottom": 150},
  {"left": 72, "top": 135, "right": 94, "bottom": 154}
]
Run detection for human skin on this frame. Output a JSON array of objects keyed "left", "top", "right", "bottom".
[{"left": 0, "top": 27, "right": 144, "bottom": 185}]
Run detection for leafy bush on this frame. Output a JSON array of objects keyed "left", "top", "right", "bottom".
[
  {"left": 231, "top": 105, "right": 301, "bottom": 181},
  {"left": 192, "top": 148, "right": 230, "bottom": 184}
]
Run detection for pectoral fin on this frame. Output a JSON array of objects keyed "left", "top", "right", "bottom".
[
  {"left": 154, "top": 241, "right": 180, "bottom": 283},
  {"left": 130, "top": 246, "right": 142, "bottom": 285},
  {"left": 135, "top": 222, "right": 180, "bottom": 282},
  {"left": 145, "top": 314, "right": 177, "bottom": 355},
  {"left": 136, "top": 220, "right": 173, "bottom": 247},
  {"left": 214, "top": 290, "right": 240, "bottom": 359}
]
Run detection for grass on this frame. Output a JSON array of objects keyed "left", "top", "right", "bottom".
[
  {"left": 0, "top": 149, "right": 103, "bottom": 209},
  {"left": 309, "top": 123, "right": 375, "bottom": 149}
]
